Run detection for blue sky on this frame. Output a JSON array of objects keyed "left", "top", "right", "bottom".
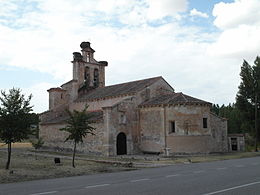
[{"left": 0, "top": 0, "right": 260, "bottom": 113}]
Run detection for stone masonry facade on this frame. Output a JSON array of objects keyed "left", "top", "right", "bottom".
[{"left": 39, "top": 42, "right": 228, "bottom": 156}]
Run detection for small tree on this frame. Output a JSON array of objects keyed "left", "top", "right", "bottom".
[
  {"left": 60, "top": 106, "right": 95, "bottom": 168},
  {"left": 28, "top": 113, "right": 40, "bottom": 138},
  {"left": 29, "top": 113, "right": 44, "bottom": 157},
  {"left": 31, "top": 137, "right": 44, "bottom": 150},
  {"left": 31, "top": 137, "right": 44, "bottom": 160},
  {"left": 0, "top": 88, "right": 33, "bottom": 169}
]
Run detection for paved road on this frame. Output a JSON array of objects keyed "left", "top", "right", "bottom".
[{"left": 1, "top": 156, "right": 260, "bottom": 195}]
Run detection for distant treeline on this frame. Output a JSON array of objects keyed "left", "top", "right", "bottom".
[
  {"left": 211, "top": 56, "right": 260, "bottom": 145},
  {"left": 211, "top": 103, "right": 248, "bottom": 134}
]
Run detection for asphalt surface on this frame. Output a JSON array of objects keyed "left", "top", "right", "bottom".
[{"left": 1, "top": 156, "right": 260, "bottom": 195}]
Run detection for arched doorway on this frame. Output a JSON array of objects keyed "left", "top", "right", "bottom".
[{"left": 116, "top": 132, "right": 127, "bottom": 155}]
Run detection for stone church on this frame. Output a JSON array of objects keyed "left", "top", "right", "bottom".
[{"left": 39, "top": 42, "right": 228, "bottom": 156}]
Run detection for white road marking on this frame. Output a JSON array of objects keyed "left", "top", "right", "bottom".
[
  {"left": 193, "top": 170, "right": 205, "bottom": 174},
  {"left": 202, "top": 180, "right": 260, "bottom": 195},
  {"left": 131, "top": 178, "right": 150, "bottom": 182},
  {"left": 165, "top": 174, "right": 180, "bottom": 178},
  {"left": 216, "top": 167, "right": 227, "bottom": 170},
  {"left": 29, "top": 191, "right": 58, "bottom": 195},
  {"left": 85, "top": 184, "right": 110, "bottom": 189},
  {"left": 235, "top": 165, "right": 244, "bottom": 167}
]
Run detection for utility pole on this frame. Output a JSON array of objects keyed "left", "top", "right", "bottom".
[{"left": 255, "top": 94, "right": 258, "bottom": 152}]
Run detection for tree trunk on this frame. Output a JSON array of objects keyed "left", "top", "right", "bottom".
[
  {"left": 255, "top": 95, "right": 258, "bottom": 152},
  {"left": 6, "top": 142, "right": 12, "bottom": 170},
  {"left": 72, "top": 141, "right": 76, "bottom": 168}
]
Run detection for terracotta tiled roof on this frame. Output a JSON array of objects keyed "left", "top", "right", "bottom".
[
  {"left": 76, "top": 76, "right": 162, "bottom": 101},
  {"left": 61, "top": 79, "right": 77, "bottom": 87},
  {"left": 47, "top": 87, "right": 66, "bottom": 92},
  {"left": 139, "top": 92, "right": 211, "bottom": 107},
  {"left": 41, "top": 110, "right": 103, "bottom": 125}
]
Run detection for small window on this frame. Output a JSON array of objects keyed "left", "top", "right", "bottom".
[
  {"left": 119, "top": 112, "right": 126, "bottom": 124},
  {"left": 170, "top": 121, "right": 175, "bottom": 133},
  {"left": 203, "top": 118, "right": 207, "bottom": 128}
]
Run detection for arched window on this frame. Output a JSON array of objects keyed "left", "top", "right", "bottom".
[
  {"left": 84, "top": 66, "right": 90, "bottom": 86},
  {"left": 86, "top": 53, "right": 90, "bottom": 62},
  {"left": 93, "top": 68, "right": 99, "bottom": 87}
]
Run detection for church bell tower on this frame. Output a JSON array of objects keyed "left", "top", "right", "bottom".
[{"left": 72, "top": 42, "right": 108, "bottom": 91}]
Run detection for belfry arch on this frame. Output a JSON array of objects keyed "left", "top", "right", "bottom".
[{"left": 93, "top": 68, "right": 99, "bottom": 87}]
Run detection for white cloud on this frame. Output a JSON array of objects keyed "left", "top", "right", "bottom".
[
  {"left": 213, "top": 0, "right": 260, "bottom": 29},
  {"left": 146, "top": 0, "right": 188, "bottom": 20},
  {"left": 208, "top": 25, "right": 260, "bottom": 59},
  {"left": 96, "top": 0, "right": 136, "bottom": 14},
  {"left": 23, "top": 82, "right": 54, "bottom": 113},
  {"left": 209, "top": 0, "right": 260, "bottom": 59},
  {"left": 0, "top": 0, "right": 260, "bottom": 113},
  {"left": 0, "top": 0, "right": 19, "bottom": 18},
  {"left": 0, "top": 82, "right": 52, "bottom": 113},
  {"left": 0, "top": 0, "right": 190, "bottom": 82},
  {"left": 190, "top": 8, "right": 208, "bottom": 18}
]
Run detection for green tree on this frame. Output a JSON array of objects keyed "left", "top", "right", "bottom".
[
  {"left": 236, "top": 56, "right": 260, "bottom": 151},
  {"left": 0, "top": 88, "right": 33, "bottom": 169},
  {"left": 60, "top": 106, "right": 95, "bottom": 168},
  {"left": 28, "top": 113, "right": 40, "bottom": 138},
  {"left": 211, "top": 104, "right": 220, "bottom": 116},
  {"left": 211, "top": 103, "right": 242, "bottom": 134}
]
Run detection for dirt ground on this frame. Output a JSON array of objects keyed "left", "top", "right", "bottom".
[{"left": 0, "top": 148, "right": 135, "bottom": 184}]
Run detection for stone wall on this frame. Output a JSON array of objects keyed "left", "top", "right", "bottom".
[
  {"left": 139, "top": 104, "right": 227, "bottom": 154},
  {"left": 105, "top": 98, "right": 138, "bottom": 156},
  {"left": 139, "top": 107, "right": 165, "bottom": 153},
  {"left": 165, "top": 105, "right": 211, "bottom": 136},
  {"left": 40, "top": 96, "right": 139, "bottom": 156},
  {"left": 166, "top": 135, "right": 211, "bottom": 153},
  {"left": 48, "top": 89, "right": 67, "bottom": 110},
  {"left": 61, "top": 80, "right": 79, "bottom": 102},
  {"left": 39, "top": 121, "right": 108, "bottom": 155},
  {"left": 210, "top": 113, "right": 228, "bottom": 152}
]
